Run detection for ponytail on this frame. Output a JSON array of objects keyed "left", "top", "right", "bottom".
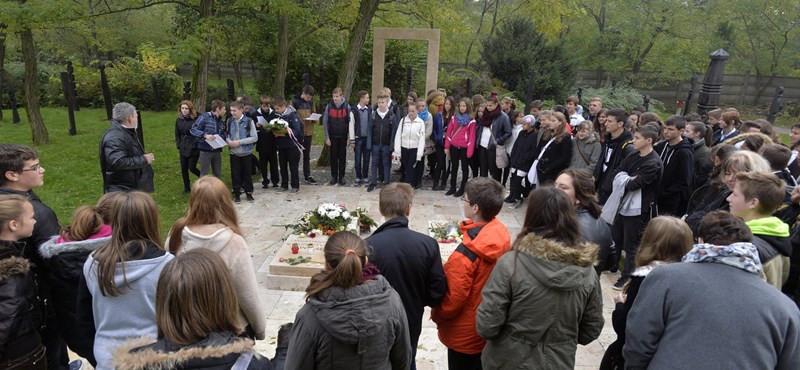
[
  {"left": 305, "top": 231, "right": 367, "bottom": 300},
  {"left": 689, "top": 121, "right": 712, "bottom": 148}
]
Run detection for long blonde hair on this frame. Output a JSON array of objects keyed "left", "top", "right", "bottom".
[{"left": 168, "top": 176, "right": 242, "bottom": 253}]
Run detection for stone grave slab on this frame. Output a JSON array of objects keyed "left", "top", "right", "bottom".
[{"left": 269, "top": 234, "right": 327, "bottom": 277}]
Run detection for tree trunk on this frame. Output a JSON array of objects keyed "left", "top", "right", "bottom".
[
  {"left": 0, "top": 29, "right": 5, "bottom": 121},
  {"left": 19, "top": 26, "right": 48, "bottom": 144},
  {"left": 273, "top": 14, "right": 288, "bottom": 97},
  {"left": 233, "top": 59, "right": 244, "bottom": 95},
  {"left": 464, "top": 0, "right": 491, "bottom": 68},
  {"left": 191, "top": 0, "right": 214, "bottom": 111},
  {"left": 192, "top": 46, "right": 210, "bottom": 111},
  {"left": 337, "top": 0, "right": 379, "bottom": 99}
]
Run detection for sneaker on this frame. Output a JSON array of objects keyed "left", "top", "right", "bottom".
[
  {"left": 612, "top": 277, "right": 628, "bottom": 291},
  {"left": 504, "top": 196, "right": 515, "bottom": 204},
  {"left": 246, "top": 193, "right": 255, "bottom": 202},
  {"left": 454, "top": 189, "right": 464, "bottom": 197},
  {"left": 272, "top": 183, "right": 281, "bottom": 188},
  {"left": 445, "top": 188, "right": 456, "bottom": 196},
  {"left": 289, "top": 188, "right": 299, "bottom": 193},
  {"left": 509, "top": 200, "right": 522, "bottom": 209},
  {"left": 277, "top": 187, "right": 288, "bottom": 193},
  {"left": 262, "top": 184, "right": 269, "bottom": 189},
  {"left": 338, "top": 178, "right": 346, "bottom": 186},
  {"left": 69, "top": 360, "right": 84, "bottom": 370},
  {"left": 233, "top": 195, "right": 241, "bottom": 203},
  {"left": 329, "top": 178, "right": 338, "bottom": 186},
  {"left": 353, "top": 178, "right": 362, "bottom": 186},
  {"left": 367, "top": 184, "right": 376, "bottom": 192},
  {"left": 304, "top": 177, "right": 318, "bottom": 185}
]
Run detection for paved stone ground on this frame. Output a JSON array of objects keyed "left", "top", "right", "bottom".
[{"left": 238, "top": 149, "right": 621, "bottom": 370}]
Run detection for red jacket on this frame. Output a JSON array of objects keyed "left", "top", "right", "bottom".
[{"left": 431, "top": 218, "right": 511, "bottom": 354}]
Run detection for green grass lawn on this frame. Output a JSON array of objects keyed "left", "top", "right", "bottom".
[{"left": 1, "top": 107, "right": 326, "bottom": 235}]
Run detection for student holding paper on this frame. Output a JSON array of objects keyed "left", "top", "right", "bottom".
[{"left": 190, "top": 100, "right": 227, "bottom": 178}]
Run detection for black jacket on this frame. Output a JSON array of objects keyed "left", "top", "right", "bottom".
[
  {"left": 365, "top": 216, "right": 447, "bottom": 349},
  {"left": 509, "top": 129, "right": 538, "bottom": 171},
  {"left": 114, "top": 331, "right": 272, "bottom": 370},
  {"left": 712, "top": 128, "right": 739, "bottom": 147},
  {"left": 274, "top": 107, "right": 304, "bottom": 150},
  {"left": 691, "top": 138, "right": 713, "bottom": 189},
  {"left": 38, "top": 235, "right": 108, "bottom": 354},
  {"left": 685, "top": 187, "right": 731, "bottom": 235},
  {"left": 534, "top": 133, "right": 573, "bottom": 185},
  {"left": 616, "top": 150, "right": 663, "bottom": 221},
  {"left": 99, "top": 120, "right": 154, "bottom": 192},
  {"left": 654, "top": 138, "right": 694, "bottom": 216},
  {"left": 368, "top": 109, "right": 397, "bottom": 148},
  {"left": 475, "top": 111, "right": 512, "bottom": 149},
  {"left": 0, "top": 240, "right": 42, "bottom": 360},
  {"left": 175, "top": 116, "right": 199, "bottom": 157},
  {"left": 595, "top": 130, "right": 635, "bottom": 203},
  {"left": 254, "top": 107, "right": 279, "bottom": 151}
]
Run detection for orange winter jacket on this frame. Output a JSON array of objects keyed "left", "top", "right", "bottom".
[{"left": 431, "top": 218, "right": 511, "bottom": 354}]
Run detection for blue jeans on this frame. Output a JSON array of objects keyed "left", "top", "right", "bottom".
[
  {"left": 370, "top": 145, "right": 391, "bottom": 185},
  {"left": 353, "top": 137, "right": 370, "bottom": 180}
]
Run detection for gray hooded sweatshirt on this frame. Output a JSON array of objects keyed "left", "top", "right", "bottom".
[
  {"left": 284, "top": 275, "right": 412, "bottom": 370},
  {"left": 82, "top": 248, "right": 173, "bottom": 370}
]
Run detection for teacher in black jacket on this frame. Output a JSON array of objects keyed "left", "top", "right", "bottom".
[{"left": 99, "top": 102, "right": 154, "bottom": 193}]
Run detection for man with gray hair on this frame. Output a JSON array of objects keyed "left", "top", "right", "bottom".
[{"left": 99, "top": 102, "right": 154, "bottom": 192}]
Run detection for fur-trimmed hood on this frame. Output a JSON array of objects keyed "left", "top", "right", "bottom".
[
  {"left": 515, "top": 233, "right": 599, "bottom": 290},
  {"left": 0, "top": 256, "right": 30, "bottom": 281},
  {"left": 112, "top": 332, "right": 257, "bottom": 370},
  {"left": 722, "top": 132, "right": 773, "bottom": 147},
  {"left": 38, "top": 235, "right": 110, "bottom": 259}
]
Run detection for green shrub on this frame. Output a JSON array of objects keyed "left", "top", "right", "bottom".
[
  {"left": 580, "top": 85, "right": 665, "bottom": 112},
  {"left": 438, "top": 68, "right": 495, "bottom": 98}
]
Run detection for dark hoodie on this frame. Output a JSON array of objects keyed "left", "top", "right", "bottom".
[
  {"left": 595, "top": 130, "right": 635, "bottom": 203},
  {"left": 274, "top": 106, "right": 304, "bottom": 150},
  {"left": 284, "top": 275, "right": 411, "bottom": 370},
  {"left": 654, "top": 138, "right": 694, "bottom": 216}
]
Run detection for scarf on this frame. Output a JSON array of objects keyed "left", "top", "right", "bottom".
[
  {"left": 361, "top": 263, "right": 381, "bottom": 282},
  {"left": 682, "top": 242, "right": 762, "bottom": 275},
  {"left": 418, "top": 108, "right": 429, "bottom": 123},
  {"left": 456, "top": 112, "right": 471, "bottom": 127},
  {"left": 480, "top": 106, "right": 501, "bottom": 127}
]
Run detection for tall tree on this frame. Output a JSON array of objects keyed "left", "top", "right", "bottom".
[
  {"left": 337, "top": 0, "right": 380, "bottom": 98},
  {"left": 18, "top": 5, "right": 47, "bottom": 144}
]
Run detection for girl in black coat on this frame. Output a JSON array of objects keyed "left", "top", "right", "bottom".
[
  {"left": 175, "top": 100, "right": 201, "bottom": 194},
  {"left": 507, "top": 115, "right": 538, "bottom": 207},
  {"left": 531, "top": 110, "right": 572, "bottom": 186},
  {"left": 0, "top": 195, "right": 46, "bottom": 370}
]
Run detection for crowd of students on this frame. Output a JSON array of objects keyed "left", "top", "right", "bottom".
[{"left": 4, "top": 87, "right": 800, "bottom": 369}]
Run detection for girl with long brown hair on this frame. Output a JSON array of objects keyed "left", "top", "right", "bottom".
[
  {"left": 477, "top": 187, "right": 603, "bottom": 369},
  {"left": 175, "top": 100, "right": 200, "bottom": 194},
  {"left": 113, "top": 249, "right": 272, "bottom": 370},
  {"left": 601, "top": 216, "right": 693, "bottom": 370},
  {"left": 528, "top": 110, "right": 573, "bottom": 186},
  {"left": 285, "top": 231, "right": 411, "bottom": 369},
  {"left": 555, "top": 168, "right": 614, "bottom": 275},
  {"left": 76, "top": 191, "right": 174, "bottom": 370},
  {"left": 167, "top": 176, "right": 266, "bottom": 340}
]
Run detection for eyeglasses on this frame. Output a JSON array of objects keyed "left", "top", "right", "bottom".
[
  {"left": 461, "top": 196, "right": 472, "bottom": 205},
  {"left": 21, "top": 164, "right": 43, "bottom": 172}
]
